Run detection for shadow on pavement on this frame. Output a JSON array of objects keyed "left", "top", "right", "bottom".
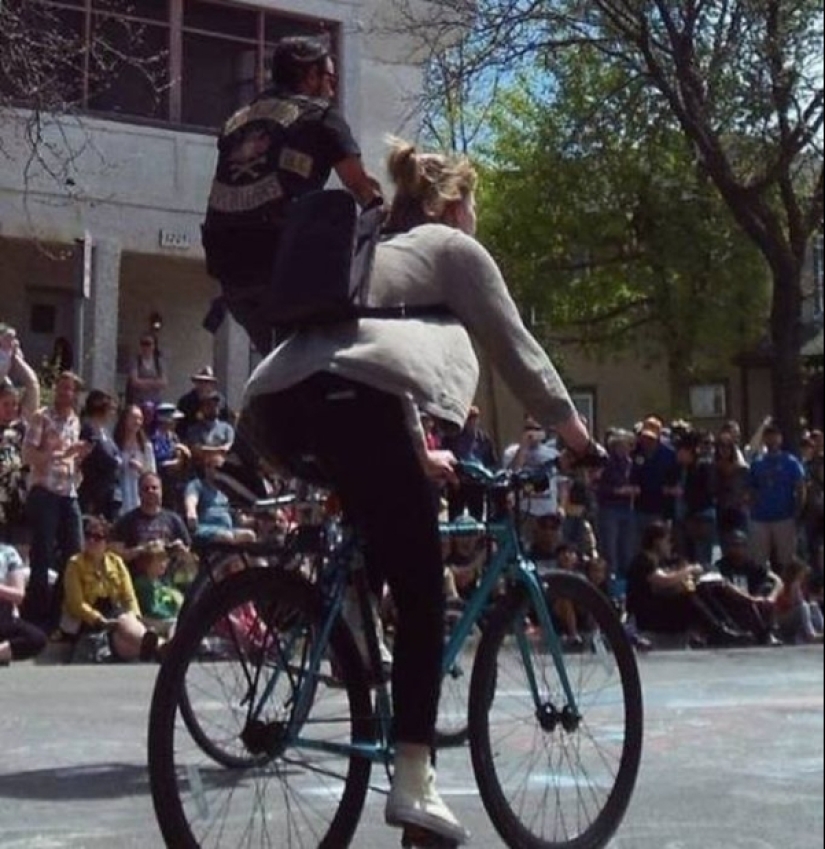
[{"left": 0, "top": 763, "right": 149, "bottom": 801}]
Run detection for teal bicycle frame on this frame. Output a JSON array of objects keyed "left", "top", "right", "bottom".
[{"left": 241, "top": 463, "right": 581, "bottom": 767}]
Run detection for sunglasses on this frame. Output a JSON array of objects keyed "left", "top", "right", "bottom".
[{"left": 86, "top": 532, "right": 107, "bottom": 542}]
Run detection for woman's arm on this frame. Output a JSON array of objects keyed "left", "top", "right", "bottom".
[
  {"left": 440, "top": 234, "right": 589, "bottom": 451},
  {"left": 0, "top": 568, "right": 25, "bottom": 608},
  {"left": 10, "top": 345, "right": 40, "bottom": 421},
  {"left": 63, "top": 557, "right": 107, "bottom": 627}
]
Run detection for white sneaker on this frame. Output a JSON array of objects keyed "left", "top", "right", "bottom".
[{"left": 386, "top": 762, "right": 470, "bottom": 845}]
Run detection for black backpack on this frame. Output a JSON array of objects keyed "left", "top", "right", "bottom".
[{"left": 261, "top": 189, "right": 452, "bottom": 328}]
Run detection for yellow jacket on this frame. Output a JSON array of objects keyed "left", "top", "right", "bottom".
[{"left": 63, "top": 551, "right": 140, "bottom": 628}]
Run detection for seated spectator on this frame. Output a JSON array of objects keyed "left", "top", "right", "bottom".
[
  {"left": 626, "top": 521, "right": 750, "bottom": 647},
  {"left": 526, "top": 513, "right": 565, "bottom": 575},
  {"left": 561, "top": 483, "right": 599, "bottom": 565},
  {"left": 184, "top": 453, "right": 255, "bottom": 545},
  {"left": 715, "top": 529, "right": 783, "bottom": 600},
  {"left": 552, "top": 543, "right": 586, "bottom": 648},
  {"left": 774, "top": 557, "right": 824, "bottom": 644},
  {"left": 60, "top": 516, "right": 163, "bottom": 661},
  {"left": 109, "top": 471, "right": 191, "bottom": 569},
  {"left": 0, "top": 543, "right": 47, "bottom": 665},
  {"left": 132, "top": 540, "right": 183, "bottom": 637},
  {"left": 443, "top": 515, "right": 487, "bottom": 600}
]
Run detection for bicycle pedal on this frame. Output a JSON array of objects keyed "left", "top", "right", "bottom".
[{"left": 401, "top": 826, "right": 460, "bottom": 848}]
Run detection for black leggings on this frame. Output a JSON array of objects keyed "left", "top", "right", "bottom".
[
  {"left": 0, "top": 617, "right": 48, "bottom": 661},
  {"left": 245, "top": 373, "right": 445, "bottom": 747}
]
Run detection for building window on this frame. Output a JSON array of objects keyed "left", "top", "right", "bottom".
[
  {"left": 5, "top": 0, "right": 337, "bottom": 130},
  {"left": 689, "top": 382, "right": 728, "bottom": 419},
  {"left": 570, "top": 389, "right": 597, "bottom": 435}
]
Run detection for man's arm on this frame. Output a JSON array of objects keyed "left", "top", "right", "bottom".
[{"left": 334, "top": 156, "right": 382, "bottom": 208}]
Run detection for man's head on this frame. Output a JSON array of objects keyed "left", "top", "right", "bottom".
[
  {"left": 763, "top": 420, "right": 783, "bottom": 452},
  {"left": 0, "top": 381, "right": 19, "bottom": 425},
  {"left": 637, "top": 416, "right": 662, "bottom": 454},
  {"left": 138, "top": 471, "right": 163, "bottom": 514},
  {"left": 54, "top": 371, "right": 83, "bottom": 412},
  {"left": 722, "top": 529, "right": 750, "bottom": 564},
  {"left": 190, "top": 366, "right": 219, "bottom": 397},
  {"left": 271, "top": 37, "right": 335, "bottom": 98},
  {"left": 200, "top": 391, "right": 222, "bottom": 421}
]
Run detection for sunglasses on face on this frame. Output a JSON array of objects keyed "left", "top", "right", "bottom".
[{"left": 86, "top": 532, "right": 107, "bottom": 542}]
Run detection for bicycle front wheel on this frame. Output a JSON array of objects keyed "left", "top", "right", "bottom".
[
  {"left": 469, "top": 571, "right": 643, "bottom": 849},
  {"left": 149, "top": 569, "right": 375, "bottom": 848}
]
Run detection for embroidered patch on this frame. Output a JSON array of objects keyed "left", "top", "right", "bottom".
[
  {"left": 279, "top": 147, "right": 314, "bottom": 179},
  {"left": 225, "top": 98, "right": 303, "bottom": 135},
  {"left": 208, "top": 172, "right": 284, "bottom": 213}
]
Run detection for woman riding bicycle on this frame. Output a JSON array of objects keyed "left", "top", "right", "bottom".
[{"left": 241, "top": 138, "right": 597, "bottom": 845}]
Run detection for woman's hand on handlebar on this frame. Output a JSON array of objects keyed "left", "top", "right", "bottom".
[{"left": 421, "top": 449, "right": 459, "bottom": 486}]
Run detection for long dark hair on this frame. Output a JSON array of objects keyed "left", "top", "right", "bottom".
[{"left": 114, "top": 404, "right": 148, "bottom": 452}]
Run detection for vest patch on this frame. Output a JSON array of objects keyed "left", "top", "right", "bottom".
[
  {"left": 279, "top": 147, "right": 314, "bottom": 179},
  {"left": 208, "top": 171, "right": 284, "bottom": 213}
]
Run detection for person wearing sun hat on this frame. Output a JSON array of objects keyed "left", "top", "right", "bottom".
[
  {"left": 175, "top": 366, "right": 230, "bottom": 444},
  {"left": 630, "top": 414, "right": 678, "bottom": 540},
  {"left": 151, "top": 403, "right": 191, "bottom": 512}
]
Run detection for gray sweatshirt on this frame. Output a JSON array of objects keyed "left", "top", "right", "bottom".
[{"left": 242, "top": 223, "right": 575, "bottom": 433}]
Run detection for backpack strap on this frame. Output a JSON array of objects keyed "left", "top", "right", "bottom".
[{"left": 351, "top": 304, "right": 454, "bottom": 320}]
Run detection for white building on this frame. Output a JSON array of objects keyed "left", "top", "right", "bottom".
[{"left": 0, "top": 0, "right": 430, "bottom": 409}]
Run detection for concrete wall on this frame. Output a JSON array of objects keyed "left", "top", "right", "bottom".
[{"left": 0, "top": 0, "right": 431, "bottom": 409}]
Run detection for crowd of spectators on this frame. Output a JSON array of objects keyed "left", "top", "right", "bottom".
[{"left": 0, "top": 324, "right": 822, "bottom": 667}]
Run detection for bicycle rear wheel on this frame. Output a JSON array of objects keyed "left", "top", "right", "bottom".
[
  {"left": 469, "top": 571, "right": 643, "bottom": 849},
  {"left": 149, "top": 569, "right": 375, "bottom": 848}
]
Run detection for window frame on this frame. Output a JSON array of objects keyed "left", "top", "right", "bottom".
[{"left": 23, "top": 0, "right": 340, "bottom": 132}]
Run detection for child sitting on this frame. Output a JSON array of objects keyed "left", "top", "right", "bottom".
[{"left": 132, "top": 540, "right": 184, "bottom": 638}]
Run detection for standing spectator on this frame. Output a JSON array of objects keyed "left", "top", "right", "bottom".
[
  {"left": 502, "top": 416, "right": 563, "bottom": 537},
  {"left": 21, "top": 371, "right": 88, "bottom": 628},
  {"left": 0, "top": 543, "right": 47, "bottom": 665},
  {"left": 714, "top": 428, "right": 750, "bottom": 538},
  {"left": 667, "top": 430, "right": 717, "bottom": 568},
  {"left": 747, "top": 421, "right": 806, "bottom": 572},
  {"left": 61, "top": 516, "right": 162, "bottom": 661},
  {"left": 0, "top": 335, "right": 40, "bottom": 547},
  {"left": 597, "top": 429, "right": 639, "bottom": 590},
  {"left": 176, "top": 366, "right": 230, "bottom": 444},
  {"left": 109, "top": 472, "right": 191, "bottom": 569},
  {"left": 78, "top": 390, "right": 122, "bottom": 521},
  {"left": 125, "top": 334, "right": 168, "bottom": 412},
  {"left": 150, "top": 403, "right": 191, "bottom": 513},
  {"left": 800, "top": 430, "right": 823, "bottom": 579},
  {"left": 442, "top": 405, "right": 498, "bottom": 520},
  {"left": 114, "top": 404, "right": 156, "bottom": 516},
  {"left": 630, "top": 416, "right": 678, "bottom": 538},
  {"left": 185, "top": 391, "right": 235, "bottom": 461}
]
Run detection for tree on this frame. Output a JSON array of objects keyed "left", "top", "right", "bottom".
[
  {"left": 476, "top": 62, "right": 770, "bottom": 413},
  {"left": 389, "top": 0, "right": 824, "bottom": 443}
]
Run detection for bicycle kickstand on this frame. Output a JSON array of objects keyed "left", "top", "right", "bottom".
[{"left": 401, "top": 826, "right": 461, "bottom": 848}]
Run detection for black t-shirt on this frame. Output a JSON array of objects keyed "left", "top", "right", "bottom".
[
  {"left": 715, "top": 555, "right": 772, "bottom": 596},
  {"left": 626, "top": 552, "right": 659, "bottom": 619},
  {"left": 111, "top": 507, "right": 191, "bottom": 550},
  {"left": 79, "top": 421, "right": 121, "bottom": 496}
]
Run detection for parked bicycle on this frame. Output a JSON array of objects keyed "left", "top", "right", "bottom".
[{"left": 148, "top": 459, "right": 643, "bottom": 848}]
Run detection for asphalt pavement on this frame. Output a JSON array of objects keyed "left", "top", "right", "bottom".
[{"left": 0, "top": 645, "right": 822, "bottom": 849}]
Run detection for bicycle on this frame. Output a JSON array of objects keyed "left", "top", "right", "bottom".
[{"left": 148, "top": 459, "right": 644, "bottom": 848}]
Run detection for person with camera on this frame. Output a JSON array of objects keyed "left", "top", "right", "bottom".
[{"left": 240, "top": 139, "right": 601, "bottom": 845}]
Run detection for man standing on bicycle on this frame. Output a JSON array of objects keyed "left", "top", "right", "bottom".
[
  {"left": 241, "top": 139, "right": 601, "bottom": 845},
  {"left": 201, "top": 36, "right": 382, "bottom": 354}
]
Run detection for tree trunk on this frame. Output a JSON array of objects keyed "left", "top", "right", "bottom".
[{"left": 769, "top": 261, "right": 805, "bottom": 450}]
